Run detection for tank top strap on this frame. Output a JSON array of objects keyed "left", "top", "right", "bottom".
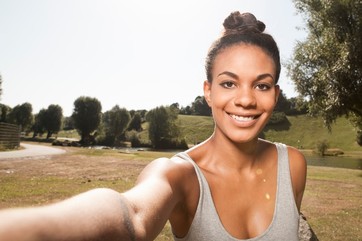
[
  {"left": 173, "top": 152, "right": 206, "bottom": 184},
  {"left": 275, "top": 142, "right": 295, "bottom": 206},
  {"left": 274, "top": 142, "right": 300, "bottom": 238},
  {"left": 172, "top": 152, "right": 212, "bottom": 205}
]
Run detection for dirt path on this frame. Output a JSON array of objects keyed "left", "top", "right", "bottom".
[{"left": 0, "top": 143, "right": 66, "bottom": 160}]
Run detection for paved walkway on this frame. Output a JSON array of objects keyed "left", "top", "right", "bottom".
[{"left": 0, "top": 143, "right": 66, "bottom": 160}]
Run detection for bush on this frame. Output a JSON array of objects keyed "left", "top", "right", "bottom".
[
  {"left": 130, "top": 135, "right": 142, "bottom": 147},
  {"left": 315, "top": 139, "right": 329, "bottom": 156},
  {"left": 127, "top": 131, "right": 141, "bottom": 147},
  {"left": 156, "top": 138, "right": 188, "bottom": 150},
  {"left": 96, "top": 134, "right": 115, "bottom": 147},
  {"left": 267, "top": 111, "right": 288, "bottom": 125},
  {"left": 126, "top": 130, "right": 151, "bottom": 148}
]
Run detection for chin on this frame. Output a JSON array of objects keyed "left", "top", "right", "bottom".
[{"left": 228, "top": 133, "right": 260, "bottom": 144}]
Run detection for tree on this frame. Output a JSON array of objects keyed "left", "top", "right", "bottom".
[
  {"left": 288, "top": 0, "right": 362, "bottom": 137},
  {"left": 274, "top": 90, "right": 291, "bottom": 113},
  {"left": 72, "top": 96, "right": 102, "bottom": 145},
  {"left": 170, "top": 102, "right": 180, "bottom": 113},
  {"left": 146, "top": 106, "right": 183, "bottom": 149},
  {"left": 103, "top": 105, "right": 131, "bottom": 146},
  {"left": 138, "top": 109, "right": 148, "bottom": 120},
  {"left": 128, "top": 112, "right": 143, "bottom": 131},
  {"left": 288, "top": 97, "right": 308, "bottom": 115},
  {"left": 43, "top": 104, "right": 63, "bottom": 139},
  {"left": 32, "top": 109, "right": 47, "bottom": 138},
  {"left": 191, "top": 96, "right": 212, "bottom": 116},
  {"left": 8, "top": 102, "right": 33, "bottom": 132},
  {"left": 63, "top": 116, "right": 75, "bottom": 130},
  {"left": 0, "top": 104, "right": 11, "bottom": 122},
  {"left": 180, "top": 105, "right": 192, "bottom": 115},
  {"left": 31, "top": 105, "right": 63, "bottom": 139}
]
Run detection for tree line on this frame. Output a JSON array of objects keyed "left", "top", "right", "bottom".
[{"left": 0, "top": 91, "right": 308, "bottom": 149}]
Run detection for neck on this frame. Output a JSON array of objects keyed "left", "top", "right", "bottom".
[{"left": 201, "top": 133, "right": 263, "bottom": 171}]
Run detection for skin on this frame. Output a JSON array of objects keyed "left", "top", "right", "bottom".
[{"left": 0, "top": 43, "right": 307, "bottom": 241}]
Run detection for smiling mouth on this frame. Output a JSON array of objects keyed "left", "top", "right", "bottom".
[{"left": 229, "top": 114, "right": 260, "bottom": 122}]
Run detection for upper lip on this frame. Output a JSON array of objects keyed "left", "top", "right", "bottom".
[{"left": 227, "top": 112, "right": 261, "bottom": 118}]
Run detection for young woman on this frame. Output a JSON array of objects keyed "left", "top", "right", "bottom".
[{"left": 0, "top": 11, "right": 307, "bottom": 241}]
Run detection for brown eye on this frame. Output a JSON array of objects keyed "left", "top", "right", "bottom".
[
  {"left": 256, "top": 84, "right": 271, "bottom": 91},
  {"left": 221, "top": 81, "right": 235, "bottom": 89}
]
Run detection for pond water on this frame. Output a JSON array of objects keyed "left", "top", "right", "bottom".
[{"left": 306, "top": 155, "right": 362, "bottom": 170}]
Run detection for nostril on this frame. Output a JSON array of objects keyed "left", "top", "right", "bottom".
[{"left": 234, "top": 93, "right": 257, "bottom": 107}]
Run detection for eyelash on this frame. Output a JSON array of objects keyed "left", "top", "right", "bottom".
[
  {"left": 220, "top": 81, "right": 272, "bottom": 91},
  {"left": 220, "top": 81, "right": 235, "bottom": 89},
  {"left": 255, "top": 84, "right": 271, "bottom": 91}
]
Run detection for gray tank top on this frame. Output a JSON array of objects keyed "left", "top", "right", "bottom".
[{"left": 172, "top": 143, "right": 299, "bottom": 241}]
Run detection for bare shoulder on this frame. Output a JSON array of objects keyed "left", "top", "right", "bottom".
[
  {"left": 286, "top": 145, "right": 307, "bottom": 173},
  {"left": 136, "top": 155, "right": 197, "bottom": 194},
  {"left": 286, "top": 145, "right": 307, "bottom": 211}
]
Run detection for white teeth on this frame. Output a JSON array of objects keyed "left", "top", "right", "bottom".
[{"left": 230, "top": 114, "right": 254, "bottom": 121}]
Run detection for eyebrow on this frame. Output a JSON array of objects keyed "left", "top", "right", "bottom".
[{"left": 217, "top": 71, "right": 275, "bottom": 82}]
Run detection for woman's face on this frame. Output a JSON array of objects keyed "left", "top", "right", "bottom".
[{"left": 204, "top": 44, "right": 280, "bottom": 144}]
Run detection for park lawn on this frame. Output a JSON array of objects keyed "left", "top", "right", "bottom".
[
  {"left": 177, "top": 114, "right": 362, "bottom": 151},
  {"left": 302, "top": 166, "right": 362, "bottom": 240},
  {"left": 0, "top": 145, "right": 361, "bottom": 240}
]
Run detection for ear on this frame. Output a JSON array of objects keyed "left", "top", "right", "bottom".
[
  {"left": 203, "top": 81, "right": 212, "bottom": 106},
  {"left": 274, "top": 84, "right": 280, "bottom": 103}
]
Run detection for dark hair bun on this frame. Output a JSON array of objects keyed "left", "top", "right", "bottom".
[{"left": 223, "top": 11, "right": 266, "bottom": 35}]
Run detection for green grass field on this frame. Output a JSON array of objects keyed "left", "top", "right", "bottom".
[{"left": 177, "top": 114, "right": 361, "bottom": 152}]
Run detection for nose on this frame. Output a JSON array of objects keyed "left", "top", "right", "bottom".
[{"left": 233, "top": 86, "right": 257, "bottom": 108}]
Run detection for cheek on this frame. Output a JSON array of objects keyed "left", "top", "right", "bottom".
[
  {"left": 256, "top": 92, "right": 277, "bottom": 110},
  {"left": 210, "top": 90, "right": 233, "bottom": 108}
]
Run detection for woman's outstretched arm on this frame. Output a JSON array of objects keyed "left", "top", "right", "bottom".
[
  {"left": 0, "top": 157, "right": 186, "bottom": 241},
  {"left": 0, "top": 188, "right": 136, "bottom": 241}
]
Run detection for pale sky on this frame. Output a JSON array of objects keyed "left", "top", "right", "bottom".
[{"left": 0, "top": 0, "right": 307, "bottom": 116}]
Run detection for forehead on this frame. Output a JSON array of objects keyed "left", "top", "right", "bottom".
[{"left": 212, "top": 44, "right": 276, "bottom": 76}]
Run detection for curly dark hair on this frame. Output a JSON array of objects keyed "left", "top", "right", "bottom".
[{"left": 205, "top": 11, "right": 281, "bottom": 83}]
